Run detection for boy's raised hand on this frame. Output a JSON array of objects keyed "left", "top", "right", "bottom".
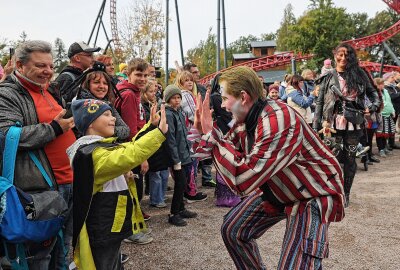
[
  {"left": 159, "top": 104, "right": 168, "bottom": 134},
  {"left": 150, "top": 103, "right": 160, "bottom": 126}
]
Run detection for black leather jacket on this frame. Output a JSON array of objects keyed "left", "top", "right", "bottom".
[{"left": 313, "top": 70, "right": 380, "bottom": 130}]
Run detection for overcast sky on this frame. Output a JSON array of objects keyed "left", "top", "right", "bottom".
[{"left": 1, "top": 0, "right": 388, "bottom": 68}]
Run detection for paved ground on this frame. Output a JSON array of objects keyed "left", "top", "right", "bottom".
[{"left": 122, "top": 140, "right": 400, "bottom": 270}]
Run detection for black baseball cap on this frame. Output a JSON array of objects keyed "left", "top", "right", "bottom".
[{"left": 68, "top": 42, "right": 101, "bottom": 58}]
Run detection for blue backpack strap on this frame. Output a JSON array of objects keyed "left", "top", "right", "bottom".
[
  {"left": 28, "top": 151, "right": 54, "bottom": 189},
  {"left": 2, "top": 125, "right": 22, "bottom": 182},
  {"left": 0, "top": 126, "right": 22, "bottom": 196}
]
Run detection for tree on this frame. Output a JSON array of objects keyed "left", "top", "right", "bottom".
[
  {"left": 119, "top": 0, "right": 165, "bottom": 66},
  {"left": 53, "top": 38, "right": 68, "bottom": 73},
  {"left": 186, "top": 28, "right": 218, "bottom": 75},
  {"left": 276, "top": 4, "right": 296, "bottom": 51},
  {"left": 276, "top": 0, "right": 356, "bottom": 70}
]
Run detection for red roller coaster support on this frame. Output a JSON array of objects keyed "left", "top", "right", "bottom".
[
  {"left": 199, "top": 52, "right": 313, "bottom": 85},
  {"left": 360, "top": 61, "right": 400, "bottom": 73},
  {"left": 343, "top": 0, "right": 400, "bottom": 49}
]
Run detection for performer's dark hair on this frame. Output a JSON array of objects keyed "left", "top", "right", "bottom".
[{"left": 334, "top": 43, "right": 369, "bottom": 93}]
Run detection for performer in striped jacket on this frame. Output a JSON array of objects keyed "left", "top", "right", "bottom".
[{"left": 194, "top": 66, "right": 345, "bottom": 270}]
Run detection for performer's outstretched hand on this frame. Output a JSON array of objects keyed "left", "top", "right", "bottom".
[{"left": 200, "top": 90, "right": 213, "bottom": 134}]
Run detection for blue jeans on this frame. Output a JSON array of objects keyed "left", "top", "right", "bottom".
[
  {"left": 200, "top": 158, "right": 213, "bottom": 183},
  {"left": 148, "top": 170, "right": 169, "bottom": 205},
  {"left": 54, "top": 183, "right": 73, "bottom": 269}
]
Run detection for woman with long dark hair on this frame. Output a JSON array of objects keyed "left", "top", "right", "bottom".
[{"left": 313, "top": 43, "right": 380, "bottom": 207}]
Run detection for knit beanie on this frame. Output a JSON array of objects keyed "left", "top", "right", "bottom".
[
  {"left": 119, "top": 63, "right": 128, "bottom": 72},
  {"left": 164, "top": 85, "right": 182, "bottom": 103},
  {"left": 383, "top": 72, "right": 395, "bottom": 81},
  {"left": 71, "top": 99, "right": 112, "bottom": 134},
  {"left": 323, "top": 59, "right": 332, "bottom": 67}
]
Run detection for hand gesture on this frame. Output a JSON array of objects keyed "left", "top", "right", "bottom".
[
  {"left": 158, "top": 104, "right": 168, "bottom": 134},
  {"left": 198, "top": 90, "right": 213, "bottom": 134},
  {"left": 150, "top": 103, "right": 160, "bottom": 127},
  {"left": 54, "top": 109, "right": 74, "bottom": 133}
]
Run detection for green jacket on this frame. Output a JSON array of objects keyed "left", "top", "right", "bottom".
[
  {"left": 382, "top": 89, "right": 395, "bottom": 117},
  {"left": 67, "top": 123, "right": 165, "bottom": 270}
]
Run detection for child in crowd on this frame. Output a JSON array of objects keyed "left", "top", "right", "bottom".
[
  {"left": 141, "top": 79, "right": 170, "bottom": 208},
  {"left": 321, "top": 59, "right": 334, "bottom": 76},
  {"left": 164, "top": 85, "right": 199, "bottom": 226},
  {"left": 67, "top": 99, "right": 167, "bottom": 269},
  {"left": 76, "top": 68, "right": 130, "bottom": 140},
  {"left": 175, "top": 71, "right": 208, "bottom": 202},
  {"left": 376, "top": 77, "right": 396, "bottom": 157},
  {"left": 268, "top": 84, "right": 280, "bottom": 100}
]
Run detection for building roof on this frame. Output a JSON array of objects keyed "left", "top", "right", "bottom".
[
  {"left": 250, "top": 40, "right": 277, "bottom": 48},
  {"left": 257, "top": 70, "right": 287, "bottom": 83},
  {"left": 232, "top": 53, "right": 256, "bottom": 60}
]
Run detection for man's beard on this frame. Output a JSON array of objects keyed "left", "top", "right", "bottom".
[{"left": 231, "top": 100, "right": 247, "bottom": 123}]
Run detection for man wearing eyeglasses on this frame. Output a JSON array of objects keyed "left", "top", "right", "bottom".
[{"left": 55, "top": 41, "right": 100, "bottom": 103}]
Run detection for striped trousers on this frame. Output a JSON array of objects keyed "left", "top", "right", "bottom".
[{"left": 221, "top": 192, "right": 329, "bottom": 270}]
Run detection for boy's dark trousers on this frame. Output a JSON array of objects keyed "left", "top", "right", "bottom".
[
  {"left": 90, "top": 240, "right": 123, "bottom": 270},
  {"left": 170, "top": 168, "right": 187, "bottom": 215}
]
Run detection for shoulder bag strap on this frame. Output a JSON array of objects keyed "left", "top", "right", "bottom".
[
  {"left": 28, "top": 151, "right": 54, "bottom": 189},
  {"left": 2, "top": 125, "right": 22, "bottom": 182}
]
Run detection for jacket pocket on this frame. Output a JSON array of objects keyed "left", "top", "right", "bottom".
[{"left": 111, "top": 195, "right": 127, "bottom": 233}]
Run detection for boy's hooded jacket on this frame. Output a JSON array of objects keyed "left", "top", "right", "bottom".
[{"left": 67, "top": 122, "right": 165, "bottom": 269}]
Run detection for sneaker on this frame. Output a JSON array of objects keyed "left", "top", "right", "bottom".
[
  {"left": 384, "top": 148, "right": 393, "bottom": 155},
  {"left": 379, "top": 150, "right": 387, "bottom": 158},
  {"left": 123, "top": 233, "right": 153, "bottom": 244},
  {"left": 179, "top": 209, "right": 198, "bottom": 219},
  {"left": 184, "top": 192, "right": 208, "bottom": 204},
  {"left": 121, "top": 254, "right": 130, "bottom": 264},
  {"left": 142, "top": 210, "right": 151, "bottom": 221},
  {"left": 356, "top": 146, "right": 370, "bottom": 158},
  {"left": 150, "top": 202, "right": 167, "bottom": 208},
  {"left": 202, "top": 179, "right": 217, "bottom": 188},
  {"left": 168, "top": 214, "right": 187, "bottom": 226},
  {"left": 369, "top": 155, "right": 380, "bottom": 163}
]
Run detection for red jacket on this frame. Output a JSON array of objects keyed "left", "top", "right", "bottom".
[{"left": 115, "top": 81, "right": 146, "bottom": 140}]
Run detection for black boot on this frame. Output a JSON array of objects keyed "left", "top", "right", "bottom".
[{"left": 344, "top": 193, "right": 350, "bottom": 208}]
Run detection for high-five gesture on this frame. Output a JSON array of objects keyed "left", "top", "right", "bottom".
[
  {"left": 158, "top": 104, "right": 168, "bottom": 134},
  {"left": 195, "top": 90, "right": 213, "bottom": 134},
  {"left": 150, "top": 103, "right": 160, "bottom": 127}
]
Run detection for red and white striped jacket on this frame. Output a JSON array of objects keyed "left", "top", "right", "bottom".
[{"left": 196, "top": 100, "right": 345, "bottom": 223}]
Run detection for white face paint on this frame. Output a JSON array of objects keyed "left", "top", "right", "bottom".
[{"left": 221, "top": 84, "right": 246, "bottom": 122}]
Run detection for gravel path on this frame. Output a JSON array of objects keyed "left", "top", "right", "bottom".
[{"left": 122, "top": 140, "right": 400, "bottom": 270}]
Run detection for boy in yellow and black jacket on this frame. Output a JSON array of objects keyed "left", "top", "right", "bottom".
[{"left": 67, "top": 99, "right": 167, "bottom": 270}]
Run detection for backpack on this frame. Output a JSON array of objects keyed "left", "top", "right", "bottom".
[{"left": 0, "top": 124, "right": 68, "bottom": 269}]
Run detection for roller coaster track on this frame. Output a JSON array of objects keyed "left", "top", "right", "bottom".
[
  {"left": 199, "top": 52, "right": 314, "bottom": 85},
  {"left": 343, "top": 0, "right": 400, "bottom": 49},
  {"left": 110, "top": 0, "right": 122, "bottom": 56},
  {"left": 360, "top": 61, "right": 400, "bottom": 73}
]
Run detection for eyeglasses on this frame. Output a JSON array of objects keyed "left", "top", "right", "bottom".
[{"left": 79, "top": 53, "right": 93, "bottom": 58}]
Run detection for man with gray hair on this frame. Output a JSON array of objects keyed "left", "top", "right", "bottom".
[{"left": 0, "top": 40, "right": 76, "bottom": 269}]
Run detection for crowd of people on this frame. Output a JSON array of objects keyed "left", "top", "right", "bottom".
[{"left": 0, "top": 39, "right": 398, "bottom": 270}]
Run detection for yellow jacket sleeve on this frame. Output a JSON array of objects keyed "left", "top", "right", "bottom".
[{"left": 92, "top": 127, "right": 165, "bottom": 192}]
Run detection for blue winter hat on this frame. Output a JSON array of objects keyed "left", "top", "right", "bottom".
[{"left": 71, "top": 99, "right": 112, "bottom": 134}]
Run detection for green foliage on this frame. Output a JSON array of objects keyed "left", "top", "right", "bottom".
[
  {"left": 53, "top": 38, "right": 68, "bottom": 74},
  {"left": 186, "top": 28, "right": 218, "bottom": 75},
  {"left": 276, "top": 4, "right": 296, "bottom": 51}
]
